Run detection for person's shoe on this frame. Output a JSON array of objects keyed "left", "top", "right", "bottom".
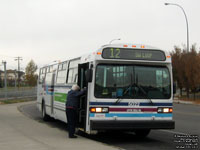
[{"left": 69, "top": 135, "right": 77, "bottom": 138}]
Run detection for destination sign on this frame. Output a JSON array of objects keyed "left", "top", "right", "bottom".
[{"left": 102, "top": 48, "right": 166, "bottom": 61}]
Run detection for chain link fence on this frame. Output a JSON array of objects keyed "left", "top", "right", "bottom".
[{"left": 0, "top": 87, "right": 37, "bottom": 100}]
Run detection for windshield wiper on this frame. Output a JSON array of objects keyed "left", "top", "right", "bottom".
[
  {"left": 115, "top": 97, "right": 121, "bottom": 104},
  {"left": 115, "top": 75, "right": 134, "bottom": 104},
  {"left": 115, "top": 86, "right": 131, "bottom": 104},
  {"left": 115, "top": 74, "right": 134, "bottom": 104},
  {"left": 136, "top": 84, "right": 153, "bottom": 105},
  {"left": 115, "top": 83, "right": 153, "bottom": 105}
]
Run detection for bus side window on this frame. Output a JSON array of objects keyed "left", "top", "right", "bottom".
[
  {"left": 39, "top": 69, "right": 42, "bottom": 84},
  {"left": 57, "top": 70, "right": 67, "bottom": 84},
  {"left": 73, "top": 68, "right": 78, "bottom": 83},
  {"left": 56, "top": 61, "right": 68, "bottom": 84},
  {"left": 42, "top": 76, "right": 45, "bottom": 84},
  {"left": 39, "top": 68, "right": 45, "bottom": 84},
  {"left": 67, "top": 58, "right": 80, "bottom": 84},
  {"left": 67, "top": 68, "right": 78, "bottom": 83},
  {"left": 67, "top": 69, "right": 74, "bottom": 83},
  {"left": 45, "top": 72, "right": 52, "bottom": 85},
  {"left": 56, "top": 62, "right": 67, "bottom": 84}
]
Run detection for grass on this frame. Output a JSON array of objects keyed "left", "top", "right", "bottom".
[{"left": 0, "top": 98, "right": 35, "bottom": 105}]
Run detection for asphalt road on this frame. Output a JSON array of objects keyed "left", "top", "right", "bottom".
[{"left": 20, "top": 102, "right": 200, "bottom": 150}]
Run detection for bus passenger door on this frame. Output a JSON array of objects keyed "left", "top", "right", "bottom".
[
  {"left": 77, "top": 63, "right": 89, "bottom": 131},
  {"left": 50, "top": 71, "right": 56, "bottom": 114}
]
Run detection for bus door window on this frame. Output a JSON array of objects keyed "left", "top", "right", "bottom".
[
  {"left": 77, "top": 63, "right": 89, "bottom": 128},
  {"left": 78, "top": 63, "right": 89, "bottom": 89}
]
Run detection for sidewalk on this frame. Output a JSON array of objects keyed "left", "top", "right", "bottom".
[
  {"left": 173, "top": 98, "right": 200, "bottom": 105},
  {"left": 0, "top": 102, "right": 119, "bottom": 150}
]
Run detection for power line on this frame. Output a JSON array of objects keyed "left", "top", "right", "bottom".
[{"left": 14, "top": 57, "right": 23, "bottom": 88}]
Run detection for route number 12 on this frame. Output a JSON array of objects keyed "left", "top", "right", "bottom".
[{"left": 110, "top": 48, "right": 120, "bottom": 58}]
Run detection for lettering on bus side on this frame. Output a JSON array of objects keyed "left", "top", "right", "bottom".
[{"left": 128, "top": 102, "right": 139, "bottom": 106}]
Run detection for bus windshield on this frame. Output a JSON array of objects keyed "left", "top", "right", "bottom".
[{"left": 95, "top": 64, "right": 171, "bottom": 99}]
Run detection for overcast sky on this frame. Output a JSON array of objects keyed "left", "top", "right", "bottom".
[{"left": 0, "top": 0, "right": 199, "bottom": 71}]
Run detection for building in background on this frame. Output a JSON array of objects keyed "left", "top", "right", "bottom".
[{"left": 0, "top": 70, "right": 25, "bottom": 87}]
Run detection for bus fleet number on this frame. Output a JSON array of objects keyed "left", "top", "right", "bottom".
[{"left": 128, "top": 102, "right": 139, "bottom": 106}]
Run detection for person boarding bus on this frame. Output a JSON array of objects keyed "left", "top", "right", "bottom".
[{"left": 66, "top": 85, "right": 86, "bottom": 138}]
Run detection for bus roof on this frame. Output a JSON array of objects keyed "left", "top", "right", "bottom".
[
  {"left": 80, "top": 43, "right": 171, "bottom": 64},
  {"left": 101, "top": 43, "right": 160, "bottom": 50},
  {"left": 40, "top": 43, "right": 171, "bottom": 68}
]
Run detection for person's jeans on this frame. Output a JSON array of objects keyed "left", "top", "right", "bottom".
[{"left": 66, "top": 108, "right": 77, "bottom": 137}]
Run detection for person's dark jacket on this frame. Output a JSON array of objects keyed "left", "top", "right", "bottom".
[{"left": 66, "top": 89, "right": 86, "bottom": 109}]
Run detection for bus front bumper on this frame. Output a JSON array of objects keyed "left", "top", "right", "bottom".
[{"left": 90, "top": 120, "right": 175, "bottom": 130}]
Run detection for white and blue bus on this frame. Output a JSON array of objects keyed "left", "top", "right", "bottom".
[{"left": 37, "top": 43, "right": 175, "bottom": 137}]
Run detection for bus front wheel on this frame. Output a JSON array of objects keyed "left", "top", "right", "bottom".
[{"left": 134, "top": 129, "right": 151, "bottom": 138}]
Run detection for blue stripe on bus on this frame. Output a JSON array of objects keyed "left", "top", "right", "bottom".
[
  {"left": 90, "top": 113, "right": 173, "bottom": 118},
  {"left": 89, "top": 102, "right": 172, "bottom": 106},
  {"left": 140, "top": 103, "right": 173, "bottom": 106}
]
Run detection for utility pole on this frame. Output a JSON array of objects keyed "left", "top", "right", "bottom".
[
  {"left": 2, "top": 61, "right": 7, "bottom": 99},
  {"left": 14, "top": 57, "right": 22, "bottom": 88},
  {"left": 14, "top": 69, "right": 17, "bottom": 90}
]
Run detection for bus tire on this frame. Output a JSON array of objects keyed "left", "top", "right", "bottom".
[
  {"left": 42, "top": 102, "right": 50, "bottom": 121},
  {"left": 134, "top": 129, "right": 151, "bottom": 138}
]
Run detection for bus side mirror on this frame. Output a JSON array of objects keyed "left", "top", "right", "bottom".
[
  {"left": 173, "top": 83, "right": 176, "bottom": 94},
  {"left": 86, "top": 69, "right": 93, "bottom": 83}
]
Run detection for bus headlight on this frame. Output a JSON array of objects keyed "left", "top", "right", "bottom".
[
  {"left": 157, "top": 107, "right": 173, "bottom": 113},
  {"left": 96, "top": 108, "right": 102, "bottom": 113},
  {"left": 163, "top": 108, "right": 169, "bottom": 113},
  {"left": 90, "top": 107, "right": 109, "bottom": 113}
]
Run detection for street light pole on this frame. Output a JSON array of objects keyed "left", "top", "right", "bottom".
[
  {"left": 165, "top": 3, "right": 189, "bottom": 52},
  {"left": 109, "top": 38, "right": 121, "bottom": 45}
]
